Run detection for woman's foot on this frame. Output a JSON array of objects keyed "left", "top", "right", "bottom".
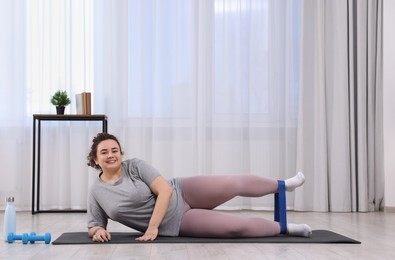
[
  {"left": 287, "top": 223, "right": 312, "bottom": 237},
  {"left": 284, "top": 172, "right": 305, "bottom": 191}
]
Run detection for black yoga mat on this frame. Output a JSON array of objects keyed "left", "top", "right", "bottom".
[{"left": 52, "top": 230, "right": 360, "bottom": 245}]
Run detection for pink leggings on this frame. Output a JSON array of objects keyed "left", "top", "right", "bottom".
[{"left": 179, "top": 175, "right": 281, "bottom": 238}]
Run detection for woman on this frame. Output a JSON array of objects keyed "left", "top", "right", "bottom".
[{"left": 87, "top": 133, "right": 312, "bottom": 242}]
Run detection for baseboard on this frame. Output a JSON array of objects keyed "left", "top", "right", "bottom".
[{"left": 384, "top": 206, "right": 395, "bottom": 213}]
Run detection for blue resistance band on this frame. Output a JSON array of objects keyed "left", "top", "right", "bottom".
[{"left": 274, "top": 180, "right": 287, "bottom": 234}]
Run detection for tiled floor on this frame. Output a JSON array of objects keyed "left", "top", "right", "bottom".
[{"left": 0, "top": 210, "right": 394, "bottom": 259}]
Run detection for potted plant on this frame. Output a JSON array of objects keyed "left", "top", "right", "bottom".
[{"left": 50, "top": 90, "right": 71, "bottom": 115}]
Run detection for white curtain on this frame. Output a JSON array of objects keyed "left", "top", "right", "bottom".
[
  {"left": 0, "top": 0, "right": 30, "bottom": 208},
  {"left": 0, "top": 0, "right": 300, "bottom": 211},
  {"left": 295, "top": 0, "right": 384, "bottom": 212}
]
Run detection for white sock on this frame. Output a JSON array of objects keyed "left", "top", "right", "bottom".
[
  {"left": 287, "top": 223, "right": 312, "bottom": 237},
  {"left": 284, "top": 172, "right": 305, "bottom": 191}
]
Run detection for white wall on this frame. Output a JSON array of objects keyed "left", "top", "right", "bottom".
[{"left": 383, "top": 0, "right": 395, "bottom": 209}]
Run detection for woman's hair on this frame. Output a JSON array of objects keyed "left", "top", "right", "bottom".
[{"left": 87, "top": 132, "right": 124, "bottom": 170}]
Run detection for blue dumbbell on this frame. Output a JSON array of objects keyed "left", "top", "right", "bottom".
[
  {"left": 7, "top": 233, "right": 29, "bottom": 244},
  {"left": 28, "top": 232, "right": 51, "bottom": 244}
]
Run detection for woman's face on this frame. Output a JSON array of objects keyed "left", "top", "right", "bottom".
[{"left": 95, "top": 139, "right": 122, "bottom": 172}]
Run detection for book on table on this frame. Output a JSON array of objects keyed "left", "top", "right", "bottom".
[{"left": 76, "top": 92, "right": 91, "bottom": 115}]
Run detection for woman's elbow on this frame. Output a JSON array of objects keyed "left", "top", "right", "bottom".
[
  {"left": 166, "top": 186, "right": 173, "bottom": 197},
  {"left": 163, "top": 186, "right": 173, "bottom": 198}
]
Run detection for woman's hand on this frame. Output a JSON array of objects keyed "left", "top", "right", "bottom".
[
  {"left": 135, "top": 226, "right": 159, "bottom": 241},
  {"left": 91, "top": 228, "right": 111, "bottom": 242}
]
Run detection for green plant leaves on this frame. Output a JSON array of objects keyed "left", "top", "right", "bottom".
[{"left": 51, "top": 90, "right": 71, "bottom": 106}]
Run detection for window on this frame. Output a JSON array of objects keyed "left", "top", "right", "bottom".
[{"left": 126, "top": 0, "right": 301, "bottom": 124}]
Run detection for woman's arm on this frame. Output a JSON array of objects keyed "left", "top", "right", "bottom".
[
  {"left": 88, "top": 226, "right": 111, "bottom": 242},
  {"left": 135, "top": 176, "right": 173, "bottom": 241}
]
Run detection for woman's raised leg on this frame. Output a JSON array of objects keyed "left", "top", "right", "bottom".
[
  {"left": 180, "top": 174, "right": 278, "bottom": 209},
  {"left": 180, "top": 172, "right": 306, "bottom": 209}
]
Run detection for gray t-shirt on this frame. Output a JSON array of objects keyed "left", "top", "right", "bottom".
[{"left": 87, "top": 158, "right": 184, "bottom": 236}]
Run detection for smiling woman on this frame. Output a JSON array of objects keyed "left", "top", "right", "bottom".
[{"left": 85, "top": 132, "right": 311, "bottom": 242}]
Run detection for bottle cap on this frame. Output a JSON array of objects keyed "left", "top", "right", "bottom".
[{"left": 6, "top": 197, "right": 14, "bottom": 202}]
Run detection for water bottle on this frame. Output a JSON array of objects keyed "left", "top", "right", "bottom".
[{"left": 3, "top": 197, "right": 16, "bottom": 242}]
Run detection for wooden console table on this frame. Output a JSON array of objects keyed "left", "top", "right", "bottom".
[{"left": 32, "top": 114, "right": 108, "bottom": 214}]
